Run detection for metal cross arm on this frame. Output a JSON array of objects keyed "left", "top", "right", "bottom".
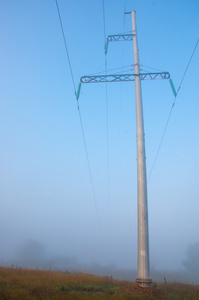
[
  {"left": 107, "top": 34, "right": 134, "bottom": 42},
  {"left": 105, "top": 34, "right": 134, "bottom": 54},
  {"left": 80, "top": 72, "right": 170, "bottom": 84},
  {"left": 141, "top": 72, "right": 170, "bottom": 80}
]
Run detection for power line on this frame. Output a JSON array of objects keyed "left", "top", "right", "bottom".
[
  {"left": 55, "top": 0, "right": 100, "bottom": 223},
  {"left": 55, "top": 0, "right": 76, "bottom": 94},
  {"left": 88, "top": 64, "right": 133, "bottom": 76},
  {"left": 148, "top": 37, "right": 199, "bottom": 181},
  {"left": 140, "top": 64, "right": 164, "bottom": 73},
  {"left": 147, "top": 100, "right": 175, "bottom": 181},
  {"left": 123, "top": 0, "right": 127, "bottom": 27},
  {"left": 177, "top": 37, "right": 199, "bottom": 92},
  {"left": 115, "top": 0, "right": 129, "bottom": 190},
  {"left": 102, "top": 0, "right": 110, "bottom": 206},
  {"left": 77, "top": 107, "right": 100, "bottom": 217},
  {"left": 102, "top": 0, "right": 106, "bottom": 48}
]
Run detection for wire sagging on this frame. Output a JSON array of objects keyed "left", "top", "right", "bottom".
[
  {"left": 148, "top": 37, "right": 199, "bottom": 181},
  {"left": 55, "top": 0, "right": 100, "bottom": 225}
]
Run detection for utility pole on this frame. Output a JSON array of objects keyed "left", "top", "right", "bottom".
[
  {"left": 131, "top": 10, "right": 152, "bottom": 287},
  {"left": 78, "top": 10, "right": 170, "bottom": 287}
]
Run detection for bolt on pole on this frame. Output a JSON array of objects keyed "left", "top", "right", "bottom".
[{"left": 131, "top": 10, "right": 152, "bottom": 287}]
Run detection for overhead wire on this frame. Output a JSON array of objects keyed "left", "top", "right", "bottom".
[
  {"left": 148, "top": 37, "right": 199, "bottom": 181},
  {"left": 112, "top": 1, "right": 129, "bottom": 191},
  {"left": 55, "top": 0, "right": 101, "bottom": 225},
  {"left": 119, "top": 0, "right": 140, "bottom": 249},
  {"left": 140, "top": 64, "right": 164, "bottom": 73},
  {"left": 116, "top": 0, "right": 128, "bottom": 145},
  {"left": 121, "top": 1, "right": 137, "bottom": 242},
  {"left": 177, "top": 37, "right": 199, "bottom": 92},
  {"left": 102, "top": 0, "right": 106, "bottom": 59},
  {"left": 116, "top": 0, "right": 128, "bottom": 178},
  {"left": 55, "top": 0, "right": 76, "bottom": 94},
  {"left": 88, "top": 64, "right": 133, "bottom": 76},
  {"left": 102, "top": 0, "right": 110, "bottom": 209}
]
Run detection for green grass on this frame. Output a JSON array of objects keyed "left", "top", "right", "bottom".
[{"left": 56, "top": 284, "right": 119, "bottom": 295}]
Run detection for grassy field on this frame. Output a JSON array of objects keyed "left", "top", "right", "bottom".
[{"left": 0, "top": 267, "right": 198, "bottom": 299}]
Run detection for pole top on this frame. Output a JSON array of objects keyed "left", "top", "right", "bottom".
[{"left": 124, "top": 10, "right": 136, "bottom": 14}]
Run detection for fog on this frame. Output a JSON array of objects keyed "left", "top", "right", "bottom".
[
  {"left": 1, "top": 0, "right": 199, "bottom": 285},
  {"left": 0, "top": 240, "right": 199, "bottom": 284}
]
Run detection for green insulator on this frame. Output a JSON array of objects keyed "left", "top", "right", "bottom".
[
  {"left": 105, "top": 41, "right": 109, "bottom": 55},
  {"left": 76, "top": 82, "right": 81, "bottom": 100},
  {"left": 169, "top": 79, "right": 177, "bottom": 97}
]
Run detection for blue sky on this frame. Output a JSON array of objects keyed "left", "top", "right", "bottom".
[{"left": 0, "top": 0, "right": 199, "bottom": 274}]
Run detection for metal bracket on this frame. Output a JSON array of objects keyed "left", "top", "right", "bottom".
[
  {"left": 80, "top": 72, "right": 170, "bottom": 84},
  {"left": 107, "top": 34, "right": 134, "bottom": 42}
]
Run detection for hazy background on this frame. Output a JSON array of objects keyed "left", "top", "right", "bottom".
[{"left": 0, "top": 0, "right": 199, "bottom": 283}]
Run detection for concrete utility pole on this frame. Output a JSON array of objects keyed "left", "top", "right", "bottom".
[
  {"left": 131, "top": 10, "right": 152, "bottom": 287},
  {"left": 79, "top": 10, "right": 170, "bottom": 288}
]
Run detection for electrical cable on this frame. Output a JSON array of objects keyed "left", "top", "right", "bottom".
[
  {"left": 102, "top": 0, "right": 110, "bottom": 208},
  {"left": 77, "top": 107, "right": 100, "bottom": 218},
  {"left": 55, "top": 0, "right": 76, "bottom": 95},
  {"left": 148, "top": 37, "right": 199, "bottom": 181},
  {"left": 55, "top": 0, "right": 100, "bottom": 224},
  {"left": 123, "top": 0, "right": 127, "bottom": 23},
  {"left": 140, "top": 64, "right": 164, "bottom": 73},
  {"left": 177, "top": 37, "right": 199, "bottom": 92},
  {"left": 88, "top": 64, "right": 133, "bottom": 76},
  {"left": 115, "top": 0, "right": 128, "bottom": 187},
  {"left": 102, "top": 0, "right": 106, "bottom": 55}
]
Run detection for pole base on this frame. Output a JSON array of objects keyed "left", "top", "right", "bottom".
[{"left": 136, "top": 277, "right": 152, "bottom": 288}]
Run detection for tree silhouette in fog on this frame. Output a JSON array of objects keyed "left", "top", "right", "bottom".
[
  {"left": 15, "top": 240, "right": 46, "bottom": 267},
  {"left": 183, "top": 242, "right": 199, "bottom": 274}
]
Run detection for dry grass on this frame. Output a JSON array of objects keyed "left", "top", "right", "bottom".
[
  {"left": 0, "top": 267, "right": 198, "bottom": 299},
  {"left": 157, "top": 282, "right": 199, "bottom": 299}
]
